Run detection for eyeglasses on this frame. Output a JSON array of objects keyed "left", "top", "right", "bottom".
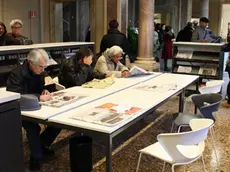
[
  {"left": 12, "top": 26, "right": 21, "bottom": 29},
  {"left": 113, "top": 55, "right": 123, "bottom": 60},
  {"left": 29, "top": 61, "right": 47, "bottom": 69}
]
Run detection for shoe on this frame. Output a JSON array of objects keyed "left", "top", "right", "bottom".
[
  {"left": 42, "top": 146, "right": 55, "bottom": 156},
  {"left": 222, "top": 101, "right": 230, "bottom": 108},
  {"left": 29, "top": 157, "right": 41, "bottom": 171}
]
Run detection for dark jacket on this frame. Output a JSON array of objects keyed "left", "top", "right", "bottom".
[
  {"left": 58, "top": 57, "right": 106, "bottom": 88},
  {"left": 6, "top": 60, "right": 45, "bottom": 98},
  {"left": 176, "top": 26, "right": 193, "bottom": 42},
  {"left": 100, "top": 29, "right": 130, "bottom": 55},
  {"left": 5, "top": 33, "right": 33, "bottom": 45},
  {"left": 0, "top": 22, "right": 7, "bottom": 46}
]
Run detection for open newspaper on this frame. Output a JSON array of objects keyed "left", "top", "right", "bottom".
[
  {"left": 128, "top": 65, "right": 152, "bottom": 77},
  {"left": 71, "top": 103, "right": 142, "bottom": 127},
  {"left": 40, "top": 91, "right": 86, "bottom": 108}
]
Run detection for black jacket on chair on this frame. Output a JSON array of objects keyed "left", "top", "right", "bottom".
[
  {"left": 58, "top": 57, "right": 106, "bottom": 88},
  {"left": 6, "top": 60, "right": 45, "bottom": 98},
  {"left": 100, "top": 29, "right": 130, "bottom": 55}
]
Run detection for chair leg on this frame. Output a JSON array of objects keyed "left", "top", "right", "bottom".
[
  {"left": 171, "top": 164, "right": 175, "bottom": 172},
  {"left": 201, "top": 154, "right": 206, "bottom": 172},
  {"left": 171, "top": 123, "right": 174, "bottom": 133},
  {"left": 136, "top": 153, "right": 142, "bottom": 172},
  {"left": 162, "top": 162, "right": 166, "bottom": 172},
  {"left": 177, "top": 125, "right": 182, "bottom": 133},
  {"left": 210, "top": 128, "right": 219, "bottom": 166}
]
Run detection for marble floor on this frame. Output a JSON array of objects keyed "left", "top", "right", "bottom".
[{"left": 23, "top": 96, "right": 230, "bottom": 172}]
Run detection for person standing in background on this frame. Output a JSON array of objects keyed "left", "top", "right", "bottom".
[
  {"left": 5, "top": 19, "right": 33, "bottom": 45},
  {"left": 0, "top": 22, "right": 7, "bottom": 46},
  {"left": 153, "top": 22, "right": 160, "bottom": 61},
  {"left": 162, "top": 25, "right": 175, "bottom": 71}
]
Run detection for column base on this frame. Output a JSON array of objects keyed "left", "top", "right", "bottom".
[{"left": 133, "top": 57, "right": 160, "bottom": 72}]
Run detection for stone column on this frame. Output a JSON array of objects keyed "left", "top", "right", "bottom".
[
  {"left": 200, "top": 0, "right": 209, "bottom": 18},
  {"left": 134, "top": 0, "right": 158, "bottom": 71}
]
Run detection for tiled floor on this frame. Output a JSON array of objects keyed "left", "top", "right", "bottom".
[{"left": 23, "top": 96, "right": 230, "bottom": 172}]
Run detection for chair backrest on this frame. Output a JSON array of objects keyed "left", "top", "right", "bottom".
[
  {"left": 199, "top": 80, "right": 224, "bottom": 94},
  {"left": 191, "top": 93, "right": 223, "bottom": 121},
  {"left": 157, "top": 119, "right": 213, "bottom": 163}
]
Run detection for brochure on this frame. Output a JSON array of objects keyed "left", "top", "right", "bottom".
[
  {"left": 198, "top": 65, "right": 217, "bottom": 76},
  {"left": 40, "top": 91, "right": 86, "bottom": 108},
  {"left": 177, "top": 66, "right": 192, "bottom": 73},
  {"left": 176, "top": 51, "right": 193, "bottom": 59}
]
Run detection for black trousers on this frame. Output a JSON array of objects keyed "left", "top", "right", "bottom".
[{"left": 22, "top": 120, "right": 61, "bottom": 159}]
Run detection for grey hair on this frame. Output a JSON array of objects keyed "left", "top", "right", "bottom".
[
  {"left": 10, "top": 19, "right": 23, "bottom": 27},
  {"left": 107, "top": 46, "right": 123, "bottom": 58},
  {"left": 27, "top": 49, "right": 49, "bottom": 65}
]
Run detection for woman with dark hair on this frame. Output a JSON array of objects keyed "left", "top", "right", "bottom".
[
  {"left": 162, "top": 25, "right": 175, "bottom": 71},
  {"left": 0, "top": 22, "right": 7, "bottom": 46},
  {"left": 58, "top": 47, "right": 106, "bottom": 88}
]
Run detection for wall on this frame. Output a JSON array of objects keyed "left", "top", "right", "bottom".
[{"left": 1, "top": 0, "right": 41, "bottom": 43}]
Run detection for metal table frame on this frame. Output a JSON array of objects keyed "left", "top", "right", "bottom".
[{"left": 23, "top": 77, "right": 199, "bottom": 172}]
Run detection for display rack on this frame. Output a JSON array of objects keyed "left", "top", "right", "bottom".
[
  {"left": 0, "top": 42, "right": 95, "bottom": 86},
  {"left": 172, "top": 42, "right": 227, "bottom": 81}
]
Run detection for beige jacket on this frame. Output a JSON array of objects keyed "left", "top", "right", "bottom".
[{"left": 94, "top": 54, "right": 129, "bottom": 78}]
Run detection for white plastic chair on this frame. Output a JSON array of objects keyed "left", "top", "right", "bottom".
[
  {"left": 136, "top": 119, "right": 214, "bottom": 172},
  {"left": 53, "top": 77, "right": 66, "bottom": 90}
]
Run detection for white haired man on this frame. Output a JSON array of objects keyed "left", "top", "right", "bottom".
[
  {"left": 5, "top": 19, "right": 32, "bottom": 45},
  {"left": 6, "top": 49, "right": 61, "bottom": 171},
  {"left": 94, "top": 45, "right": 131, "bottom": 78}
]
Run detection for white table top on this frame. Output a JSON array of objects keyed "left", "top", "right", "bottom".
[
  {"left": 0, "top": 90, "right": 20, "bottom": 104},
  {"left": 0, "top": 42, "right": 94, "bottom": 52},
  {"left": 48, "top": 73, "right": 199, "bottom": 134},
  {"left": 21, "top": 73, "right": 162, "bottom": 120},
  {"left": 173, "top": 42, "right": 225, "bottom": 47}
]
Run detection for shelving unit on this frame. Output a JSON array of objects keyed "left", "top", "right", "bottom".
[
  {"left": 172, "top": 42, "right": 227, "bottom": 81},
  {"left": 0, "top": 42, "right": 95, "bottom": 87}
]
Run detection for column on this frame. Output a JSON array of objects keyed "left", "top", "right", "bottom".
[
  {"left": 134, "top": 0, "right": 159, "bottom": 71},
  {"left": 200, "top": 0, "right": 209, "bottom": 18}
]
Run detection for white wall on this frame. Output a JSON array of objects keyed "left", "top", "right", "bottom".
[
  {"left": 221, "top": 4, "right": 230, "bottom": 38},
  {"left": 1, "top": 0, "right": 41, "bottom": 43}
]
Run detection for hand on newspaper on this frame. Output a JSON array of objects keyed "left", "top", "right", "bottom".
[
  {"left": 122, "top": 71, "right": 131, "bottom": 78},
  {"left": 40, "top": 94, "right": 51, "bottom": 102}
]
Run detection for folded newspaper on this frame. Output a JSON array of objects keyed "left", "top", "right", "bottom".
[
  {"left": 81, "top": 76, "right": 115, "bottom": 89},
  {"left": 40, "top": 91, "right": 86, "bottom": 108},
  {"left": 128, "top": 65, "right": 152, "bottom": 77},
  {"left": 71, "top": 103, "right": 142, "bottom": 127}
]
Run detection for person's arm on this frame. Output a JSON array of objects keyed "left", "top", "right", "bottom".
[
  {"left": 64, "top": 64, "right": 91, "bottom": 86},
  {"left": 100, "top": 37, "right": 106, "bottom": 54}
]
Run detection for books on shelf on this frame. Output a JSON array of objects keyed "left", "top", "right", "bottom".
[
  {"left": 198, "top": 65, "right": 217, "bottom": 76},
  {"left": 40, "top": 91, "right": 87, "bottom": 108},
  {"left": 70, "top": 103, "right": 143, "bottom": 127},
  {"left": 176, "top": 51, "right": 193, "bottom": 59},
  {"left": 177, "top": 66, "right": 192, "bottom": 73}
]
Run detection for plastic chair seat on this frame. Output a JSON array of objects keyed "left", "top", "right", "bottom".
[
  {"left": 139, "top": 141, "right": 205, "bottom": 164},
  {"left": 174, "top": 113, "right": 203, "bottom": 126}
]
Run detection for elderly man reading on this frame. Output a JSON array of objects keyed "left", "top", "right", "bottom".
[
  {"left": 94, "top": 46, "right": 131, "bottom": 78},
  {"left": 6, "top": 49, "right": 61, "bottom": 171}
]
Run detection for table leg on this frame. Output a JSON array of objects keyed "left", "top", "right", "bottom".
[
  {"left": 106, "top": 135, "right": 113, "bottom": 172},
  {"left": 179, "top": 89, "right": 185, "bottom": 112},
  {"left": 195, "top": 79, "right": 199, "bottom": 114}
]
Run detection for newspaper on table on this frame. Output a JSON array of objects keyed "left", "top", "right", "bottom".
[
  {"left": 81, "top": 76, "right": 115, "bottom": 89},
  {"left": 198, "top": 65, "right": 217, "bottom": 76},
  {"left": 176, "top": 51, "right": 193, "bottom": 59},
  {"left": 134, "top": 84, "right": 177, "bottom": 93},
  {"left": 40, "top": 91, "right": 87, "bottom": 108},
  {"left": 71, "top": 103, "right": 143, "bottom": 127},
  {"left": 128, "top": 65, "right": 153, "bottom": 77}
]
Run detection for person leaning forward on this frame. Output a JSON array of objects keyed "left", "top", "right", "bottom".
[
  {"left": 58, "top": 47, "right": 107, "bottom": 88},
  {"left": 94, "top": 45, "right": 130, "bottom": 78},
  {"left": 6, "top": 49, "right": 61, "bottom": 171}
]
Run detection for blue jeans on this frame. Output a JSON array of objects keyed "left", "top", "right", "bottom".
[{"left": 22, "top": 121, "right": 61, "bottom": 159}]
